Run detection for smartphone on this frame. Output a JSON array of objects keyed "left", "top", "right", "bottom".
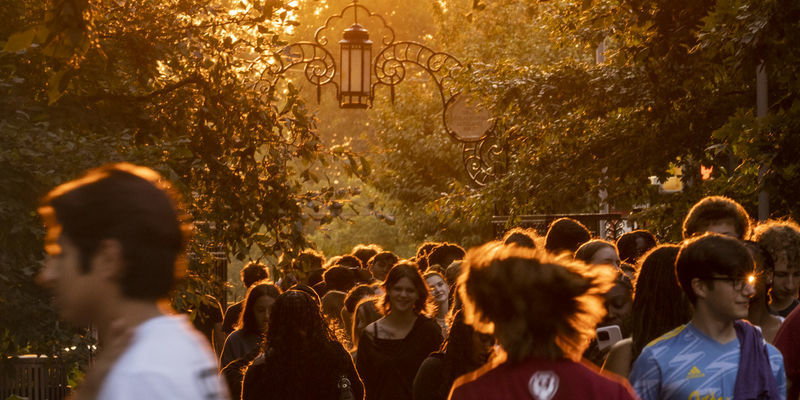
[{"left": 596, "top": 325, "right": 623, "bottom": 351}]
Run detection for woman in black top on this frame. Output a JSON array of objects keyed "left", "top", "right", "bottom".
[
  {"left": 242, "top": 290, "right": 364, "bottom": 400},
  {"left": 356, "top": 262, "right": 444, "bottom": 400},
  {"left": 412, "top": 310, "right": 494, "bottom": 400}
]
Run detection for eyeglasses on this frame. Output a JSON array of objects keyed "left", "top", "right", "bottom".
[{"left": 702, "top": 274, "right": 757, "bottom": 291}]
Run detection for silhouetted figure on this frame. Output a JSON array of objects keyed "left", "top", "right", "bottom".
[
  {"left": 412, "top": 310, "right": 493, "bottom": 400},
  {"left": 502, "top": 227, "right": 538, "bottom": 249},
  {"left": 242, "top": 290, "right": 364, "bottom": 400},
  {"left": 223, "top": 261, "right": 269, "bottom": 336},
  {"left": 615, "top": 230, "right": 657, "bottom": 265},
  {"left": 220, "top": 282, "right": 281, "bottom": 369},
  {"left": 544, "top": 217, "right": 591, "bottom": 255}
]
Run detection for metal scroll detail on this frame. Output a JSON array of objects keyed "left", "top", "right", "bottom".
[
  {"left": 372, "top": 41, "right": 462, "bottom": 109},
  {"left": 462, "top": 136, "right": 503, "bottom": 187},
  {"left": 259, "top": 42, "right": 339, "bottom": 102}
]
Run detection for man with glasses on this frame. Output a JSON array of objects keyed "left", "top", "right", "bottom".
[{"left": 630, "top": 233, "right": 785, "bottom": 400}]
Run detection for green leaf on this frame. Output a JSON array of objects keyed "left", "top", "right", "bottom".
[{"left": 3, "top": 28, "right": 37, "bottom": 53}]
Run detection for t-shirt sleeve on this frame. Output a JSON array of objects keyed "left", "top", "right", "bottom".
[{"left": 629, "top": 347, "right": 661, "bottom": 400}]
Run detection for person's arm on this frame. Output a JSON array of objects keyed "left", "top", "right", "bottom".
[
  {"left": 628, "top": 348, "right": 661, "bottom": 400},
  {"left": 219, "top": 332, "right": 236, "bottom": 369},
  {"left": 603, "top": 338, "right": 633, "bottom": 378},
  {"left": 213, "top": 322, "right": 225, "bottom": 358},
  {"left": 241, "top": 357, "right": 264, "bottom": 400}
]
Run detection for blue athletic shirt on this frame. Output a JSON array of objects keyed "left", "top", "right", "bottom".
[{"left": 629, "top": 322, "right": 786, "bottom": 400}]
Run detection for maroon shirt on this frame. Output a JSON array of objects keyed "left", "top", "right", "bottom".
[
  {"left": 449, "top": 357, "right": 637, "bottom": 400},
  {"left": 774, "top": 305, "right": 800, "bottom": 400}
]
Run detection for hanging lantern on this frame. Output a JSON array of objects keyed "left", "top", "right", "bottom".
[{"left": 339, "top": 23, "right": 372, "bottom": 108}]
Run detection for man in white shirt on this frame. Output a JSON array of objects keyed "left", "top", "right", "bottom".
[{"left": 37, "top": 163, "right": 228, "bottom": 400}]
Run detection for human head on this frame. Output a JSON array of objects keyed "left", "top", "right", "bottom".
[
  {"left": 445, "top": 260, "right": 462, "bottom": 287},
  {"left": 544, "top": 218, "right": 591, "bottom": 255},
  {"left": 344, "top": 284, "right": 377, "bottom": 314},
  {"left": 323, "top": 266, "right": 357, "bottom": 292},
  {"left": 352, "top": 298, "right": 381, "bottom": 348},
  {"left": 238, "top": 282, "right": 282, "bottom": 334},
  {"left": 424, "top": 271, "right": 449, "bottom": 308},
  {"left": 753, "top": 220, "right": 800, "bottom": 308},
  {"left": 291, "top": 249, "right": 325, "bottom": 276},
  {"left": 241, "top": 261, "right": 269, "bottom": 288},
  {"left": 675, "top": 233, "right": 755, "bottom": 305},
  {"left": 742, "top": 240, "right": 775, "bottom": 306},
  {"left": 367, "top": 251, "right": 399, "bottom": 282},
  {"left": 427, "top": 243, "right": 466, "bottom": 273},
  {"left": 331, "top": 254, "right": 362, "bottom": 270},
  {"left": 575, "top": 239, "right": 620, "bottom": 269},
  {"left": 682, "top": 195, "right": 751, "bottom": 239},
  {"left": 502, "top": 227, "right": 537, "bottom": 249},
  {"left": 38, "top": 163, "right": 189, "bottom": 324},
  {"left": 416, "top": 242, "right": 441, "bottom": 271},
  {"left": 288, "top": 283, "right": 321, "bottom": 305},
  {"left": 616, "top": 230, "right": 657, "bottom": 264},
  {"left": 265, "top": 290, "right": 334, "bottom": 353},
  {"left": 630, "top": 245, "right": 691, "bottom": 360},
  {"left": 378, "top": 261, "right": 432, "bottom": 315},
  {"left": 459, "top": 241, "right": 616, "bottom": 362},
  {"left": 440, "top": 310, "right": 495, "bottom": 374},
  {"left": 351, "top": 244, "right": 382, "bottom": 269},
  {"left": 601, "top": 273, "right": 633, "bottom": 335}
]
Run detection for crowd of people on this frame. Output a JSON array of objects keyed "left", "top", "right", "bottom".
[{"left": 34, "top": 162, "right": 800, "bottom": 400}]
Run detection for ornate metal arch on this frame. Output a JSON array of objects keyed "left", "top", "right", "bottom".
[{"left": 258, "top": 1, "right": 501, "bottom": 186}]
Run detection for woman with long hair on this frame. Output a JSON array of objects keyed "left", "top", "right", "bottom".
[
  {"left": 603, "top": 245, "right": 692, "bottom": 377},
  {"left": 412, "top": 310, "right": 494, "bottom": 400},
  {"left": 220, "top": 282, "right": 281, "bottom": 368},
  {"left": 424, "top": 271, "right": 450, "bottom": 335},
  {"left": 242, "top": 290, "right": 364, "bottom": 400},
  {"left": 355, "top": 261, "right": 444, "bottom": 400}
]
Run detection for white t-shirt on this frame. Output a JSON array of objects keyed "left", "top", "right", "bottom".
[{"left": 98, "top": 315, "right": 229, "bottom": 400}]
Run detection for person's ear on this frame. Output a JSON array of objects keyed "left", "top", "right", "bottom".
[
  {"left": 90, "top": 239, "right": 124, "bottom": 280},
  {"left": 691, "top": 278, "right": 710, "bottom": 300}
]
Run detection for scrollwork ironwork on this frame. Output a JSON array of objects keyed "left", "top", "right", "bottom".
[{"left": 462, "top": 136, "right": 503, "bottom": 187}]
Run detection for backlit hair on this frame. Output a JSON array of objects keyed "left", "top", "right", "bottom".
[
  {"left": 378, "top": 261, "right": 433, "bottom": 316},
  {"left": 682, "top": 195, "right": 751, "bottom": 239},
  {"left": 752, "top": 219, "right": 800, "bottom": 271},
  {"left": 459, "top": 241, "right": 615, "bottom": 362}
]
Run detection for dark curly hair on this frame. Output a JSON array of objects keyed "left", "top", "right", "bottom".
[
  {"left": 682, "top": 195, "right": 751, "bottom": 239},
  {"left": 502, "top": 227, "right": 537, "bottom": 249},
  {"left": 427, "top": 310, "right": 492, "bottom": 399},
  {"left": 378, "top": 261, "right": 433, "bottom": 316}
]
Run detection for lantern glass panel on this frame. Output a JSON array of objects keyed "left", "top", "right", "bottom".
[
  {"left": 363, "top": 47, "right": 371, "bottom": 92},
  {"left": 341, "top": 47, "right": 350, "bottom": 92},
  {"left": 351, "top": 46, "right": 362, "bottom": 93}
]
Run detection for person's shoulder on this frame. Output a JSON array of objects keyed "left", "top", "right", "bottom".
[
  {"left": 449, "top": 362, "right": 498, "bottom": 400},
  {"left": 122, "top": 315, "right": 218, "bottom": 368},
  {"left": 416, "top": 315, "right": 443, "bottom": 334},
  {"left": 642, "top": 324, "right": 688, "bottom": 351}
]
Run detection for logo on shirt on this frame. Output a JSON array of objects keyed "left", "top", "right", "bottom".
[
  {"left": 686, "top": 366, "right": 705, "bottom": 380},
  {"left": 528, "top": 371, "right": 559, "bottom": 400}
]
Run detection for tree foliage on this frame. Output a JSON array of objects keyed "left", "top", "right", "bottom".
[
  {"left": 431, "top": 0, "right": 800, "bottom": 240},
  {"left": 1, "top": 0, "right": 367, "bottom": 360}
]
